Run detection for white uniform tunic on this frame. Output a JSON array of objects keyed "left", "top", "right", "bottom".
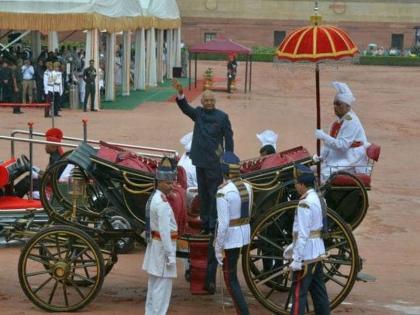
[
  {"left": 292, "top": 189, "right": 326, "bottom": 262},
  {"left": 43, "top": 70, "right": 63, "bottom": 96},
  {"left": 177, "top": 153, "right": 197, "bottom": 188},
  {"left": 320, "top": 110, "right": 369, "bottom": 181},
  {"left": 215, "top": 180, "right": 253, "bottom": 250},
  {"left": 142, "top": 190, "right": 178, "bottom": 278},
  {"left": 142, "top": 190, "right": 178, "bottom": 315}
]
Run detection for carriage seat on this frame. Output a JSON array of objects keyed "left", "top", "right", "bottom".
[
  {"left": 330, "top": 143, "right": 381, "bottom": 188},
  {"left": 240, "top": 146, "right": 311, "bottom": 174},
  {"left": 167, "top": 184, "right": 187, "bottom": 236},
  {"left": 96, "top": 141, "right": 157, "bottom": 173},
  {"left": 0, "top": 196, "right": 42, "bottom": 210}
]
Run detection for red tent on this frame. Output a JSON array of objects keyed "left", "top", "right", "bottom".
[{"left": 188, "top": 36, "right": 253, "bottom": 93}]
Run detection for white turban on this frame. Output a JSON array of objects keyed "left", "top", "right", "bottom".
[
  {"left": 332, "top": 81, "right": 355, "bottom": 106},
  {"left": 180, "top": 132, "right": 193, "bottom": 152},
  {"left": 256, "top": 130, "right": 278, "bottom": 150}
]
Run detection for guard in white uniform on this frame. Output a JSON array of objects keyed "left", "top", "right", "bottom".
[
  {"left": 315, "top": 82, "right": 369, "bottom": 181},
  {"left": 142, "top": 157, "right": 178, "bottom": 315},
  {"left": 177, "top": 131, "right": 197, "bottom": 188},
  {"left": 256, "top": 129, "right": 278, "bottom": 156},
  {"left": 287, "top": 163, "right": 330, "bottom": 315},
  {"left": 210, "top": 152, "right": 252, "bottom": 314}
]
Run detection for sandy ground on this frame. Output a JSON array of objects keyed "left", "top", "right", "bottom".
[{"left": 1, "top": 61, "right": 420, "bottom": 314}]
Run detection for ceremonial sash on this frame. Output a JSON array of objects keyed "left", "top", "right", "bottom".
[
  {"left": 330, "top": 121, "right": 363, "bottom": 148},
  {"left": 151, "top": 231, "right": 178, "bottom": 240}
]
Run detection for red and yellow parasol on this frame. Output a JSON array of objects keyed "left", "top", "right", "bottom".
[{"left": 276, "top": 15, "right": 358, "bottom": 178}]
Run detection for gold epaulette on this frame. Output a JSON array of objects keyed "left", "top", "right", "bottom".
[
  {"left": 217, "top": 192, "right": 225, "bottom": 198},
  {"left": 299, "top": 202, "right": 310, "bottom": 209},
  {"left": 344, "top": 114, "right": 352, "bottom": 121}
]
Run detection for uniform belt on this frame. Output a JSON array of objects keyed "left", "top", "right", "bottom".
[
  {"left": 293, "top": 230, "right": 322, "bottom": 241},
  {"left": 229, "top": 217, "right": 250, "bottom": 227},
  {"left": 151, "top": 230, "right": 178, "bottom": 240},
  {"left": 351, "top": 141, "right": 363, "bottom": 148}
]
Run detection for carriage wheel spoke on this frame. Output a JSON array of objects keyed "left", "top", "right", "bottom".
[
  {"left": 73, "top": 262, "right": 98, "bottom": 269},
  {"left": 252, "top": 265, "right": 284, "bottom": 281},
  {"left": 249, "top": 254, "right": 283, "bottom": 260},
  {"left": 27, "top": 254, "right": 51, "bottom": 265},
  {"left": 48, "top": 279, "right": 59, "bottom": 304},
  {"left": 264, "top": 287, "right": 275, "bottom": 299},
  {"left": 70, "top": 272, "right": 95, "bottom": 284},
  {"left": 256, "top": 234, "right": 284, "bottom": 251},
  {"left": 62, "top": 282, "right": 69, "bottom": 307},
  {"left": 324, "top": 272, "right": 346, "bottom": 287},
  {"left": 55, "top": 235, "right": 62, "bottom": 259},
  {"left": 33, "top": 276, "right": 53, "bottom": 294},
  {"left": 66, "top": 278, "right": 86, "bottom": 299},
  {"left": 26, "top": 269, "right": 52, "bottom": 277}
]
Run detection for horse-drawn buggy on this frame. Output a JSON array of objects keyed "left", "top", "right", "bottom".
[{"left": 5, "top": 127, "right": 380, "bottom": 314}]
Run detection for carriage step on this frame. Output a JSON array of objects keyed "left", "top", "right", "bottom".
[{"left": 356, "top": 271, "right": 376, "bottom": 282}]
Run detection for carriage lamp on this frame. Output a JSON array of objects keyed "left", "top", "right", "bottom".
[{"left": 68, "top": 167, "right": 86, "bottom": 222}]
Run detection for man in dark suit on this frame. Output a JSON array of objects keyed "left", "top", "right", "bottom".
[
  {"left": 172, "top": 79, "right": 234, "bottom": 235},
  {"left": 83, "top": 59, "right": 97, "bottom": 112}
]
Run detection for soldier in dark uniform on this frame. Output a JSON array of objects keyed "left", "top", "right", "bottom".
[
  {"left": 11, "top": 60, "right": 23, "bottom": 114},
  {"left": 83, "top": 59, "right": 97, "bottom": 112},
  {"left": 0, "top": 60, "right": 13, "bottom": 104},
  {"left": 172, "top": 79, "right": 234, "bottom": 235},
  {"left": 34, "top": 59, "right": 45, "bottom": 103},
  {"left": 227, "top": 53, "right": 238, "bottom": 94}
]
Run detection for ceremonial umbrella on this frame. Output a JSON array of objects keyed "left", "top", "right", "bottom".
[{"left": 276, "top": 15, "right": 358, "bottom": 178}]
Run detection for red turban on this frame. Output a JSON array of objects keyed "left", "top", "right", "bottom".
[{"left": 45, "top": 128, "right": 63, "bottom": 143}]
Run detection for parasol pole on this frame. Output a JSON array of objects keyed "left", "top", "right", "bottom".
[
  {"left": 314, "top": 0, "right": 321, "bottom": 181},
  {"left": 315, "top": 63, "right": 321, "bottom": 180}
]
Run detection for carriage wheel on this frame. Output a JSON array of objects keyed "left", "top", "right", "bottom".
[
  {"left": 40, "top": 160, "right": 109, "bottom": 225},
  {"left": 242, "top": 201, "right": 359, "bottom": 314},
  {"left": 323, "top": 171, "right": 369, "bottom": 231},
  {"left": 18, "top": 225, "right": 105, "bottom": 312}
]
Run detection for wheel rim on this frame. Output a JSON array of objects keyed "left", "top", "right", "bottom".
[
  {"left": 19, "top": 226, "right": 104, "bottom": 312},
  {"left": 40, "top": 160, "right": 109, "bottom": 224},
  {"left": 323, "top": 171, "right": 369, "bottom": 230},
  {"left": 242, "top": 202, "right": 358, "bottom": 314}
]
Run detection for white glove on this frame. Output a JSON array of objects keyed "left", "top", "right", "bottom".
[
  {"left": 31, "top": 170, "right": 39, "bottom": 179},
  {"left": 166, "top": 255, "right": 176, "bottom": 266},
  {"left": 284, "top": 243, "right": 293, "bottom": 260},
  {"left": 32, "top": 166, "right": 41, "bottom": 173},
  {"left": 289, "top": 260, "right": 302, "bottom": 271},
  {"left": 315, "top": 129, "right": 328, "bottom": 141},
  {"left": 215, "top": 245, "right": 224, "bottom": 266},
  {"left": 312, "top": 154, "right": 322, "bottom": 163}
]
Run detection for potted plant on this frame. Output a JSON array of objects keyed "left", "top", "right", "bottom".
[{"left": 203, "top": 67, "right": 214, "bottom": 90}]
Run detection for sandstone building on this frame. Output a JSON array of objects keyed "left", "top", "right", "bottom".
[{"left": 177, "top": 0, "right": 420, "bottom": 52}]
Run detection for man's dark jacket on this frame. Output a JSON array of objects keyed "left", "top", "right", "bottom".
[{"left": 176, "top": 97, "right": 234, "bottom": 169}]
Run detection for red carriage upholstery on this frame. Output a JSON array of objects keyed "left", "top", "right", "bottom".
[
  {"left": 0, "top": 158, "right": 17, "bottom": 188},
  {"left": 167, "top": 184, "right": 187, "bottom": 236},
  {"left": 176, "top": 166, "right": 187, "bottom": 190},
  {"left": 0, "top": 196, "right": 42, "bottom": 209},
  {"left": 260, "top": 154, "right": 291, "bottom": 170},
  {"left": 189, "top": 240, "right": 210, "bottom": 294},
  {"left": 330, "top": 143, "right": 381, "bottom": 188},
  {"left": 331, "top": 174, "right": 371, "bottom": 187},
  {"left": 240, "top": 146, "right": 311, "bottom": 174},
  {"left": 97, "top": 141, "right": 157, "bottom": 173},
  {"left": 367, "top": 143, "right": 381, "bottom": 162}
]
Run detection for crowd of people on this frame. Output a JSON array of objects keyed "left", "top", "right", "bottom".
[{"left": 0, "top": 45, "right": 105, "bottom": 115}]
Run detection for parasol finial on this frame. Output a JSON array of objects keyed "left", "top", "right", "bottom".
[{"left": 311, "top": 0, "right": 322, "bottom": 25}]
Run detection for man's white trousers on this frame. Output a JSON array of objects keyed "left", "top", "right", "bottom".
[{"left": 145, "top": 274, "right": 173, "bottom": 315}]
